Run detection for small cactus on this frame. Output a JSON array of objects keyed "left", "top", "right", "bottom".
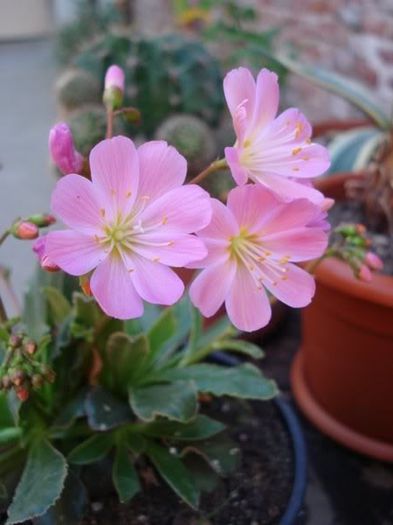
[
  {"left": 73, "top": 33, "right": 224, "bottom": 136},
  {"left": 56, "top": 68, "right": 101, "bottom": 113},
  {"left": 155, "top": 114, "right": 217, "bottom": 176}
]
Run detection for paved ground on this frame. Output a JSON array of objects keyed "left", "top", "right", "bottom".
[{"left": 0, "top": 39, "right": 56, "bottom": 316}]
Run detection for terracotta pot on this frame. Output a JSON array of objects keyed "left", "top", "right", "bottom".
[{"left": 291, "top": 173, "right": 393, "bottom": 462}]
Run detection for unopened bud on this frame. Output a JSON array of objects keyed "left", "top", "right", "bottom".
[
  {"left": 11, "top": 221, "right": 39, "bottom": 240},
  {"left": 24, "top": 340, "right": 37, "bottom": 355},
  {"left": 31, "top": 374, "right": 44, "bottom": 389},
  {"left": 49, "top": 122, "right": 84, "bottom": 175},
  {"left": 321, "top": 198, "right": 335, "bottom": 212},
  {"left": 40, "top": 365, "right": 55, "bottom": 383},
  {"left": 27, "top": 214, "right": 56, "bottom": 228},
  {"left": 121, "top": 107, "right": 141, "bottom": 125},
  {"left": 11, "top": 370, "right": 25, "bottom": 387},
  {"left": 9, "top": 334, "right": 23, "bottom": 349},
  {"left": 356, "top": 224, "right": 366, "bottom": 236},
  {"left": 80, "top": 276, "right": 92, "bottom": 296},
  {"left": 365, "top": 252, "right": 383, "bottom": 271},
  {"left": 358, "top": 264, "right": 372, "bottom": 282},
  {"left": 15, "top": 386, "right": 29, "bottom": 402},
  {"left": 1, "top": 375, "right": 12, "bottom": 390},
  {"left": 103, "top": 65, "right": 125, "bottom": 110}
]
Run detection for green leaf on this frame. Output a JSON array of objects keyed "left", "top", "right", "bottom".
[
  {"left": 147, "top": 308, "right": 176, "bottom": 357},
  {"left": 0, "top": 392, "right": 16, "bottom": 427},
  {"left": 43, "top": 287, "right": 71, "bottom": 325},
  {"left": 147, "top": 442, "right": 199, "bottom": 508},
  {"left": 0, "top": 427, "right": 22, "bottom": 445},
  {"left": 103, "top": 332, "right": 149, "bottom": 390},
  {"left": 85, "top": 386, "right": 133, "bottom": 431},
  {"left": 209, "top": 339, "right": 264, "bottom": 359},
  {"left": 51, "top": 389, "right": 87, "bottom": 430},
  {"left": 139, "top": 415, "right": 225, "bottom": 441},
  {"left": 68, "top": 434, "right": 113, "bottom": 465},
  {"left": 112, "top": 445, "right": 140, "bottom": 503},
  {"left": 272, "top": 54, "right": 390, "bottom": 128},
  {"left": 7, "top": 440, "right": 68, "bottom": 524},
  {"left": 129, "top": 381, "right": 198, "bottom": 423},
  {"left": 157, "top": 363, "right": 278, "bottom": 400},
  {"left": 182, "top": 434, "right": 240, "bottom": 475},
  {"left": 33, "top": 470, "right": 88, "bottom": 525}
]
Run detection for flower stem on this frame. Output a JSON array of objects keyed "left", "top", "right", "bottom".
[
  {"left": 106, "top": 108, "right": 114, "bottom": 139},
  {"left": 188, "top": 158, "right": 228, "bottom": 185},
  {"left": 0, "top": 294, "right": 7, "bottom": 323},
  {"left": 0, "top": 229, "right": 10, "bottom": 247}
]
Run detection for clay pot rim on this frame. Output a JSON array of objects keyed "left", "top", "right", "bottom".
[{"left": 313, "top": 172, "right": 393, "bottom": 308}]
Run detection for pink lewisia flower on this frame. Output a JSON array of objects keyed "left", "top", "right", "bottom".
[
  {"left": 33, "top": 236, "right": 59, "bottom": 272},
  {"left": 49, "top": 123, "right": 83, "bottom": 175},
  {"left": 223, "top": 67, "right": 330, "bottom": 204},
  {"left": 45, "top": 136, "right": 212, "bottom": 319},
  {"left": 189, "top": 184, "right": 328, "bottom": 332}
]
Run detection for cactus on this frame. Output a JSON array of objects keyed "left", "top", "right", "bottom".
[
  {"left": 56, "top": 68, "right": 101, "bottom": 113},
  {"left": 73, "top": 33, "right": 224, "bottom": 136},
  {"left": 155, "top": 114, "right": 217, "bottom": 176},
  {"left": 67, "top": 104, "right": 126, "bottom": 157}
]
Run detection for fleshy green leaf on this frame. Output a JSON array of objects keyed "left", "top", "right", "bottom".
[
  {"left": 273, "top": 54, "right": 389, "bottom": 128},
  {"left": 0, "top": 392, "right": 16, "bottom": 427},
  {"left": 85, "top": 386, "right": 133, "bottom": 431},
  {"left": 43, "top": 287, "right": 71, "bottom": 325},
  {"left": 157, "top": 363, "right": 278, "bottom": 400},
  {"left": 68, "top": 434, "right": 113, "bottom": 465},
  {"left": 139, "top": 415, "right": 225, "bottom": 441},
  {"left": 0, "top": 428, "right": 22, "bottom": 445},
  {"left": 112, "top": 445, "right": 140, "bottom": 503},
  {"left": 182, "top": 434, "right": 240, "bottom": 475},
  {"left": 147, "top": 308, "right": 176, "bottom": 358},
  {"left": 129, "top": 381, "right": 198, "bottom": 422},
  {"left": 7, "top": 440, "right": 68, "bottom": 524},
  {"left": 211, "top": 339, "right": 264, "bottom": 359},
  {"left": 147, "top": 442, "right": 199, "bottom": 508}
]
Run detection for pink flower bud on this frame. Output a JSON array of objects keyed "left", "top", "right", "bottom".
[
  {"left": 321, "top": 198, "right": 335, "bottom": 212},
  {"left": 12, "top": 221, "right": 39, "bottom": 240},
  {"left": 33, "top": 236, "right": 60, "bottom": 272},
  {"left": 105, "top": 65, "right": 125, "bottom": 92},
  {"left": 28, "top": 213, "right": 56, "bottom": 228},
  {"left": 365, "top": 251, "right": 383, "bottom": 271},
  {"left": 49, "top": 123, "right": 83, "bottom": 175},
  {"left": 358, "top": 264, "right": 372, "bottom": 282}
]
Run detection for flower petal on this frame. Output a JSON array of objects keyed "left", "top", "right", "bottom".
[
  {"left": 255, "top": 172, "right": 325, "bottom": 204},
  {"left": 197, "top": 199, "right": 238, "bottom": 240},
  {"left": 137, "top": 141, "right": 187, "bottom": 205},
  {"left": 250, "top": 69, "right": 279, "bottom": 133},
  {"left": 140, "top": 185, "right": 212, "bottom": 233},
  {"left": 51, "top": 175, "right": 103, "bottom": 234},
  {"left": 89, "top": 136, "right": 139, "bottom": 219},
  {"left": 46, "top": 230, "right": 107, "bottom": 276},
  {"left": 225, "top": 146, "right": 249, "bottom": 185},
  {"left": 132, "top": 233, "right": 208, "bottom": 267},
  {"left": 262, "top": 263, "right": 315, "bottom": 308},
  {"left": 261, "top": 197, "right": 327, "bottom": 233},
  {"left": 223, "top": 67, "right": 256, "bottom": 125},
  {"left": 128, "top": 255, "right": 184, "bottom": 305},
  {"left": 90, "top": 254, "right": 143, "bottom": 319},
  {"left": 263, "top": 228, "right": 328, "bottom": 261},
  {"left": 225, "top": 264, "right": 272, "bottom": 332},
  {"left": 190, "top": 261, "right": 236, "bottom": 318}
]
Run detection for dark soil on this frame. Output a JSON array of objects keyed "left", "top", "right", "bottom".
[
  {"left": 329, "top": 201, "right": 393, "bottom": 275},
  {"left": 82, "top": 399, "right": 294, "bottom": 525}
]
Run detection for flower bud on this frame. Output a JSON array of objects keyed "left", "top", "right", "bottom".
[
  {"left": 33, "top": 236, "right": 60, "bottom": 272},
  {"left": 15, "top": 386, "right": 29, "bottom": 402},
  {"left": 121, "top": 107, "right": 141, "bottom": 125},
  {"left": 9, "top": 334, "right": 23, "bottom": 349},
  {"left": 11, "top": 221, "right": 39, "bottom": 240},
  {"left": 11, "top": 370, "right": 25, "bottom": 387},
  {"left": 365, "top": 251, "right": 383, "bottom": 271},
  {"left": 1, "top": 375, "right": 12, "bottom": 390},
  {"left": 27, "top": 214, "right": 56, "bottom": 228},
  {"left": 80, "top": 275, "right": 92, "bottom": 296},
  {"left": 49, "top": 123, "right": 84, "bottom": 175},
  {"left": 40, "top": 365, "right": 55, "bottom": 383},
  {"left": 356, "top": 224, "right": 366, "bottom": 236},
  {"left": 321, "top": 198, "right": 335, "bottom": 212},
  {"left": 31, "top": 374, "right": 44, "bottom": 389},
  {"left": 103, "top": 65, "right": 125, "bottom": 110},
  {"left": 358, "top": 264, "right": 372, "bottom": 282},
  {"left": 24, "top": 340, "right": 37, "bottom": 355}
]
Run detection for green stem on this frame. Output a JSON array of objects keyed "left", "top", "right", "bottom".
[
  {"left": 0, "top": 229, "right": 10, "bottom": 246},
  {"left": 188, "top": 158, "right": 228, "bottom": 185},
  {"left": 0, "top": 294, "right": 7, "bottom": 323}
]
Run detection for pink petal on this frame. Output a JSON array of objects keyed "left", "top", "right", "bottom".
[
  {"left": 127, "top": 255, "right": 184, "bottom": 305},
  {"left": 263, "top": 228, "right": 328, "bottom": 261},
  {"left": 261, "top": 197, "right": 327, "bottom": 233},
  {"left": 137, "top": 141, "right": 187, "bottom": 205},
  {"left": 190, "top": 261, "right": 236, "bottom": 317},
  {"left": 51, "top": 175, "right": 103, "bottom": 234},
  {"left": 90, "top": 254, "right": 143, "bottom": 319},
  {"left": 140, "top": 185, "right": 212, "bottom": 233},
  {"left": 223, "top": 67, "right": 256, "bottom": 127},
  {"left": 250, "top": 69, "right": 279, "bottom": 133},
  {"left": 225, "top": 146, "right": 249, "bottom": 185},
  {"left": 89, "top": 136, "right": 139, "bottom": 219},
  {"left": 256, "top": 172, "right": 325, "bottom": 204},
  {"left": 225, "top": 264, "right": 272, "bottom": 332},
  {"left": 264, "top": 108, "right": 312, "bottom": 144},
  {"left": 46, "top": 230, "right": 107, "bottom": 276},
  {"left": 262, "top": 263, "right": 315, "bottom": 308},
  {"left": 131, "top": 233, "right": 208, "bottom": 267}
]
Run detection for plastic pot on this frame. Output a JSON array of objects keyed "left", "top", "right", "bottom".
[{"left": 291, "top": 172, "right": 393, "bottom": 462}]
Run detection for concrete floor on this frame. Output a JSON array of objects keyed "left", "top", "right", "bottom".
[{"left": 0, "top": 39, "right": 56, "bottom": 315}]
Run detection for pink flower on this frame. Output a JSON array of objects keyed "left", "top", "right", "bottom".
[
  {"left": 364, "top": 251, "right": 383, "bottom": 271},
  {"left": 33, "top": 236, "right": 60, "bottom": 272},
  {"left": 49, "top": 123, "right": 83, "bottom": 175},
  {"left": 105, "top": 65, "right": 125, "bottom": 93},
  {"left": 45, "top": 137, "right": 212, "bottom": 319},
  {"left": 223, "top": 67, "right": 330, "bottom": 204},
  {"left": 189, "top": 184, "right": 328, "bottom": 332}
]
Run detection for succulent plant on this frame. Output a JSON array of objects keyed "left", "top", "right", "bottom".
[
  {"left": 155, "top": 114, "right": 217, "bottom": 176},
  {"left": 56, "top": 68, "right": 101, "bottom": 113},
  {"left": 73, "top": 33, "right": 224, "bottom": 136}
]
